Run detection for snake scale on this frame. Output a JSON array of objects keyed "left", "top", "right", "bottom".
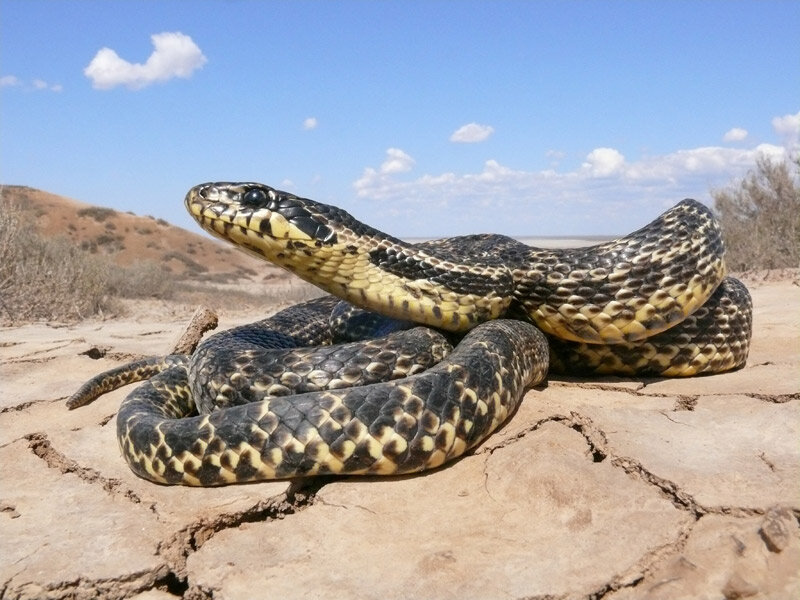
[{"left": 68, "top": 182, "right": 753, "bottom": 485}]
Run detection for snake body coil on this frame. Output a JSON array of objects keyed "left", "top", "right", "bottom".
[
  {"left": 68, "top": 182, "right": 753, "bottom": 485},
  {"left": 118, "top": 319, "right": 548, "bottom": 485}
]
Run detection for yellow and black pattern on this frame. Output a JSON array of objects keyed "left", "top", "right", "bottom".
[
  {"left": 187, "top": 184, "right": 514, "bottom": 331},
  {"left": 69, "top": 181, "right": 753, "bottom": 486},
  {"left": 547, "top": 277, "right": 752, "bottom": 376},
  {"left": 117, "top": 320, "right": 548, "bottom": 485},
  {"left": 67, "top": 354, "right": 188, "bottom": 409},
  {"left": 189, "top": 318, "right": 451, "bottom": 414}
]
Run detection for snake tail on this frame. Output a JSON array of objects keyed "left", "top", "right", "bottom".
[{"left": 66, "top": 355, "right": 188, "bottom": 409}]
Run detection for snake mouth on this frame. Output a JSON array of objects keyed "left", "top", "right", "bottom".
[{"left": 185, "top": 182, "right": 338, "bottom": 246}]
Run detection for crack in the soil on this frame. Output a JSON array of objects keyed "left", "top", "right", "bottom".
[
  {"left": 609, "top": 450, "right": 767, "bottom": 519},
  {"left": 758, "top": 451, "right": 778, "bottom": 472},
  {"left": 745, "top": 391, "right": 800, "bottom": 403},
  {"left": 111, "top": 329, "right": 168, "bottom": 338},
  {"left": 565, "top": 412, "right": 609, "bottom": 463},
  {"left": 484, "top": 408, "right": 770, "bottom": 519},
  {"left": 3, "top": 340, "right": 79, "bottom": 362},
  {"left": 4, "top": 355, "right": 59, "bottom": 366},
  {"left": 609, "top": 455, "right": 700, "bottom": 516},
  {"left": 546, "top": 380, "right": 745, "bottom": 413},
  {"left": 161, "top": 477, "right": 328, "bottom": 595},
  {"left": 512, "top": 519, "right": 702, "bottom": 600},
  {"left": 96, "top": 412, "right": 116, "bottom": 427},
  {"left": 658, "top": 410, "right": 690, "bottom": 425},
  {"left": 15, "top": 432, "right": 329, "bottom": 599},
  {"left": 0, "top": 397, "right": 63, "bottom": 414},
  {"left": 479, "top": 414, "right": 574, "bottom": 455},
  {"left": 480, "top": 410, "right": 609, "bottom": 463},
  {"left": 565, "top": 416, "right": 768, "bottom": 519},
  {"left": 548, "top": 378, "right": 646, "bottom": 394},
  {"left": 23, "top": 432, "right": 156, "bottom": 514}
]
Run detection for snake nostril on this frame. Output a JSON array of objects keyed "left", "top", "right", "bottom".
[{"left": 242, "top": 188, "right": 268, "bottom": 208}]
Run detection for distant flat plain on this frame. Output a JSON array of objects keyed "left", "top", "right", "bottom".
[{"left": 405, "top": 235, "right": 613, "bottom": 249}]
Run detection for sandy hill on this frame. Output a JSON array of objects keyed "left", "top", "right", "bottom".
[{"left": 1, "top": 185, "right": 287, "bottom": 283}]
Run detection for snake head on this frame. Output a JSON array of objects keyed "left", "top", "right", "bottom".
[{"left": 186, "top": 182, "right": 338, "bottom": 245}]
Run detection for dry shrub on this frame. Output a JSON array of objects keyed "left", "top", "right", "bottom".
[
  {"left": 76, "top": 206, "right": 116, "bottom": 222},
  {"left": 712, "top": 157, "right": 800, "bottom": 271},
  {"left": 0, "top": 203, "right": 111, "bottom": 323},
  {"left": 162, "top": 251, "right": 208, "bottom": 275},
  {"left": 0, "top": 202, "right": 175, "bottom": 324}
]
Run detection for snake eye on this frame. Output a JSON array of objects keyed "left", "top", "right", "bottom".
[{"left": 242, "top": 188, "right": 267, "bottom": 208}]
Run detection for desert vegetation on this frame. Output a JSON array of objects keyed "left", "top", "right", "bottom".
[
  {"left": 76, "top": 206, "right": 116, "bottom": 222},
  {"left": 713, "top": 156, "right": 800, "bottom": 271},
  {"left": 0, "top": 203, "right": 173, "bottom": 323}
]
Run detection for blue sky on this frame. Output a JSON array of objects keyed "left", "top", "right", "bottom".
[{"left": 2, "top": 1, "right": 798, "bottom": 237}]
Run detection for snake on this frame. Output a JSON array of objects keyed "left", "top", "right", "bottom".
[{"left": 67, "top": 182, "right": 753, "bottom": 486}]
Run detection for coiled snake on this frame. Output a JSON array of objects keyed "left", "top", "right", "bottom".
[{"left": 68, "top": 183, "right": 753, "bottom": 485}]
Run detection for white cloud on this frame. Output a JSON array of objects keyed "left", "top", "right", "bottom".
[
  {"left": 352, "top": 118, "right": 793, "bottom": 235},
  {"left": 380, "top": 148, "right": 415, "bottom": 174},
  {"left": 84, "top": 32, "right": 207, "bottom": 90},
  {"left": 1, "top": 75, "right": 61, "bottom": 91},
  {"left": 772, "top": 111, "right": 800, "bottom": 138},
  {"left": 723, "top": 127, "right": 748, "bottom": 142},
  {"left": 450, "top": 122, "right": 495, "bottom": 143},
  {"left": 582, "top": 148, "right": 626, "bottom": 177},
  {"left": 772, "top": 110, "right": 800, "bottom": 159},
  {"left": 303, "top": 117, "right": 318, "bottom": 130},
  {"left": 357, "top": 143, "right": 788, "bottom": 203},
  {"left": 353, "top": 148, "right": 416, "bottom": 198}
]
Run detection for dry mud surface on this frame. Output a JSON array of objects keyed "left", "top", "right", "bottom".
[{"left": 1, "top": 276, "right": 798, "bottom": 600}]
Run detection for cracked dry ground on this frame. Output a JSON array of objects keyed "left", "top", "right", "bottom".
[{"left": 1, "top": 277, "right": 798, "bottom": 600}]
